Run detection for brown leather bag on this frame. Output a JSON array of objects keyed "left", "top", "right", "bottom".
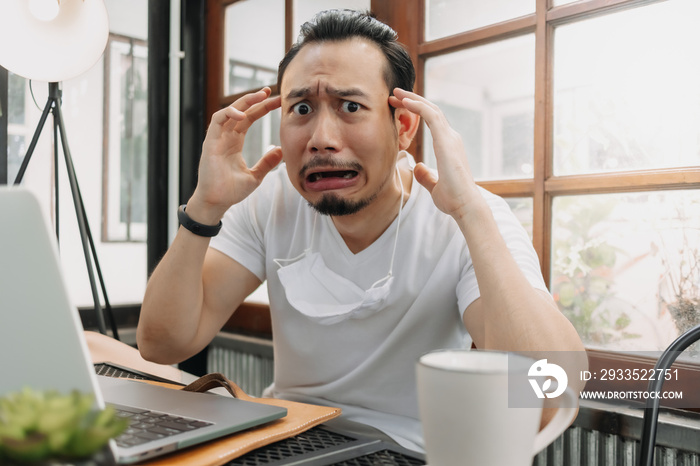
[{"left": 140, "top": 373, "right": 341, "bottom": 466}]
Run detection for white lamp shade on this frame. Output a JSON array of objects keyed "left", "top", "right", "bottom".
[{"left": 0, "top": 0, "right": 109, "bottom": 82}]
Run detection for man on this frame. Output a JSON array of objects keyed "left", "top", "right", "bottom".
[{"left": 137, "top": 9, "right": 585, "bottom": 452}]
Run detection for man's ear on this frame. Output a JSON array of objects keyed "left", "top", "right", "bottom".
[{"left": 394, "top": 107, "right": 420, "bottom": 151}]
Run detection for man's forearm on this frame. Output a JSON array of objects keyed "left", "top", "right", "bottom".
[
  {"left": 458, "top": 198, "right": 588, "bottom": 401},
  {"left": 457, "top": 196, "right": 584, "bottom": 355},
  {"left": 136, "top": 226, "right": 211, "bottom": 364}
]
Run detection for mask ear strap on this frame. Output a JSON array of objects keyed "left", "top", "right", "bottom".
[
  {"left": 274, "top": 210, "right": 318, "bottom": 268},
  {"left": 372, "top": 164, "right": 404, "bottom": 288},
  {"left": 307, "top": 211, "right": 318, "bottom": 254}
]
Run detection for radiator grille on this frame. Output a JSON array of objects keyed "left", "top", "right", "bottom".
[
  {"left": 208, "top": 344, "right": 274, "bottom": 397},
  {"left": 534, "top": 426, "right": 700, "bottom": 466}
]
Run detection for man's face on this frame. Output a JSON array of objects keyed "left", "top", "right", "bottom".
[{"left": 279, "top": 38, "right": 401, "bottom": 216}]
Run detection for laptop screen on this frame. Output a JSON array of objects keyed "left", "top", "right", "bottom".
[{"left": 0, "top": 187, "right": 103, "bottom": 403}]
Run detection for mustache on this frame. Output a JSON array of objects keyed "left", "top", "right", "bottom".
[{"left": 299, "top": 158, "right": 363, "bottom": 178}]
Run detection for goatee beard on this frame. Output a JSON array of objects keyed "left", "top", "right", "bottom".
[{"left": 309, "top": 192, "right": 375, "bottom": 216}]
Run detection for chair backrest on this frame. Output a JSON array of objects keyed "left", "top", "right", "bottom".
[{"left": 638, "top": 324, "right": 700, "bottom": 466}]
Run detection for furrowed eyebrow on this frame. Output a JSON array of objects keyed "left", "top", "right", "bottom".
[
  {"left": 328, "top": 87, "right": 368, "bottom": 99},
  {"left": 285, "top": 86, "right": 369, "bottom": 100},
  {"left": 286, "top": 87, "right": 312, "bottom": 100}
]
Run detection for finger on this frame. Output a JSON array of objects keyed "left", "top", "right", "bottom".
[
  {"left": 393, "top": 88, "right": 443, "bottom": 117},
  {"left": 397, "top": 96, "right": 458, "bottom": 151},
  {"left": 414, "top": 162, "right": 438, "bottom": 193},
  {"left": 209, "top": 92, "right": 280, "bottom": 143},
  {"left": 209, "top": 88, "right": 271, "bottom": 126},
  {"left": 392, "top": 87, "right": 415, "bottom": 100},
  {"left": 388, "top": 95, "right": 405, "bottom": 109},
  {"left": 230, "top": 87, "right": 272, "bottom": 113},
  {"left": 223, "top": 105, "right": 247, "bottom": 120},
  {"left": 393, "top": 88, "right": 438, "bottom": 107},
  {"left": 250, "top": 146, "right": 283, "bottom": 182},
  {"left": 399, "top": 97, "right": 441, "bottom": 123},
  {"left": 234, "top": 95, "right": 282, "bottom": 134},
  {"left": 209, "top": 105, "right": 246, "bottom": 129}
]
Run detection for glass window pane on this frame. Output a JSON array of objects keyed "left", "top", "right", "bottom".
[
  {"left": 553, "top": 0, "right": 700, "bottom": 176},
  {"left": 504, "top": 197, "right": 533, "bottom": 240},
  {"left": 104, "top": 37, "right": 148, "bottom": 243},
  {"left": 225, "top": 0, "right": 285, "bottom": 95},
  {"left": 424, "top": 35, "right": 535, "bottom": 181},
  {"left": 8, "top": 72, "right": 25, "bottom": 125},
  {"left": 7, "top": 72, "right": 28, "bottom": 182},
  {"left": 550, "top": 190, "right": 700, "bottom": 354},
  {"left": 293, "top": 0, "right": 370, "bottom": 38},
  {"left": 7, "top": 134, "right": 26, "bottom": 182},
  {"left": 425, "top": 0, "right": 534, "bottom": 41}
]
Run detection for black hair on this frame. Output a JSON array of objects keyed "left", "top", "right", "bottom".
[{"left": 277, "top": 9, "right": 415, "bottom": 95}]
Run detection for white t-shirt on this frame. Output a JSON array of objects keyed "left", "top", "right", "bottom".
[{"left": 210, "top": 162, "right": 548, "bottom": 452}]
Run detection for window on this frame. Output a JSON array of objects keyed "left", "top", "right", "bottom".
[
  {"left": 424, "top": 0, "right": 534, "bottom": 41},
  {"left": 103, "top": 34, "right": 149, "bottom": 243},
  {"left": 224, "top": 0, "right": 285, "bottom": 96},
  {"left": 423, "top": 34, "right": 536, "bottom": 181},
  {"left": 6, "top": 73, "right": 28, "bottom": 183},
  {"left": 552, "top": 3, "right": 700, "bottom": 176},
  {"left": 419, "top": 0, "right": 700, "bottom": 358}
]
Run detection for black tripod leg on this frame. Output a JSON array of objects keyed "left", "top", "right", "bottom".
[
  {"left": 53, "top": 100, "right": 108, "bottom": 336},
  {"left": 53, "top": 108, "right": 60, "bottom": 241},
  {"left": 74, "top": 175, "right": 120, "bottom": 340},
  {"left": 13, "top": 96, "right": 54, "bottom": 185}
]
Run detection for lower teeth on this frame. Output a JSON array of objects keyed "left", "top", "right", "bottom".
[{"left": 309, "top": 171, "right": 355, "bottom": 182}]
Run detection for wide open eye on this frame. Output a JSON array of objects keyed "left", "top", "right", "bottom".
[
  {"left": 340, "top": 101, "right": 360, "bottom": 113},
  {"left": 292, "top": 102, "right": 313, "bottom": 115}
]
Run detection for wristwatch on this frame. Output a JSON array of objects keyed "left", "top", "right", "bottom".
[{"left": 177, "top": 204, "right": 222, "bottom": 237}]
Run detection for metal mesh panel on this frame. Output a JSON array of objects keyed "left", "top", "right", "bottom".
[
  {"left": 331, "top": 450, "right": 426, "bottom": 466},
  {"left": 226, "top": 428, "right": 356, "bottom": 465}
]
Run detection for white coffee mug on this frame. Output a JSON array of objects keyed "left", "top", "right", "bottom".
[{"left": 416, "top": 349, "right": 577, "bottom": 466}]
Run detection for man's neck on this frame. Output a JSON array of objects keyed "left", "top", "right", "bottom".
[{"left": 331, "top": 165, "right": 412, "bottom": 254}]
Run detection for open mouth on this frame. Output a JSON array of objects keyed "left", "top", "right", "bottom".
[
  {"left": 307, "top": 170, "right": 358, "bottom": 183},
  {"left": 304, "top": 169, "right": 360, "bottom": 192}
]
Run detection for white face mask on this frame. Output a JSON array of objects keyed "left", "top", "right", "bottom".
[{"left": 274, "top": 166, "right": 405, "bottom": 325}]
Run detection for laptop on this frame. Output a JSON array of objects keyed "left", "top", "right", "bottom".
[{"left": 0, "top": 187, "right": 287, "bottom": 464}]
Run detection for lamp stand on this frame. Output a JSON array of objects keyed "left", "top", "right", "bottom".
[{"left": 14, "top": 82, "right": 118, "bottom": 340}]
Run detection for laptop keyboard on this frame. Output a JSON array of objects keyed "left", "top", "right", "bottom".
[
  {"left": 95, "top": 363, "right": 152, "bottom": 381},
  {"left": 112, "top": 404, "right": 212, "bottom": 448}
]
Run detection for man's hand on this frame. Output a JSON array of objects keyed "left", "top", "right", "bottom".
[
  {"left": 389, "top": 88, "right": 479, "bottom": 221},
  {"left": 188, "top": 87, "right": 283, "bottom": 224}
]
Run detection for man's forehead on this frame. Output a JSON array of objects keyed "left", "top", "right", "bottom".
[{"left": 281, "top": 39, "right": 390, "bottom": 97}]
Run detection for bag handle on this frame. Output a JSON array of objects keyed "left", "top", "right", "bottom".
[{"left": 181, "top": 372, "right": 250, "bottom": 400}]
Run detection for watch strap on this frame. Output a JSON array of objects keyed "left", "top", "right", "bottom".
[{"left": 177, "top": 204, "right": 222, "bottom": 237}]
